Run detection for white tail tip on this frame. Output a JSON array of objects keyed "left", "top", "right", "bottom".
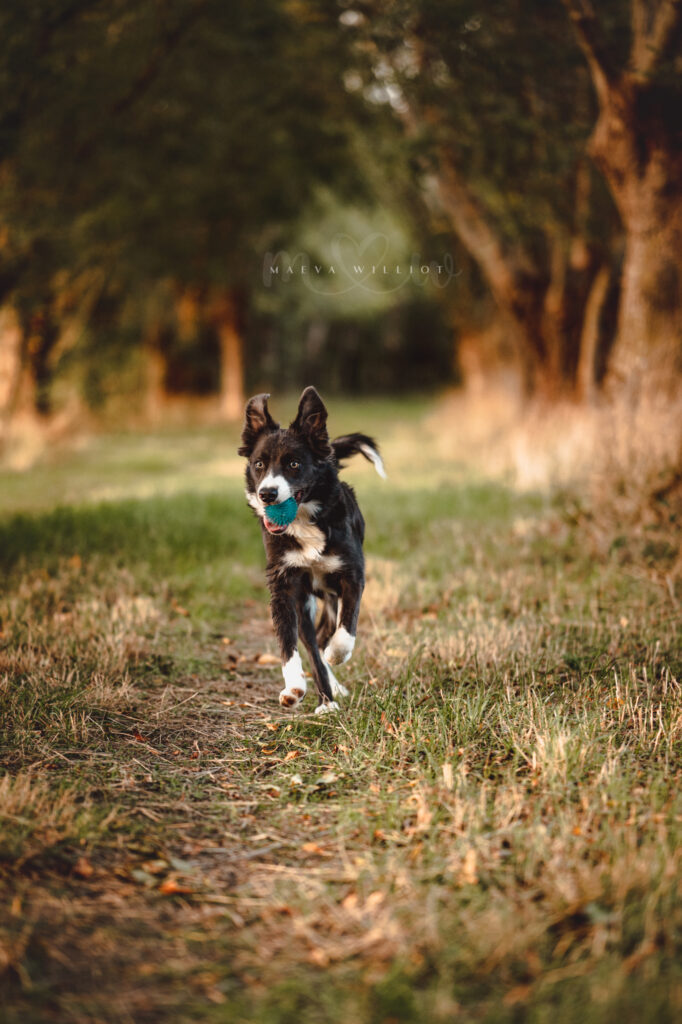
[{"left": 359, "top": 443, "right": 387, "bottom": 479}]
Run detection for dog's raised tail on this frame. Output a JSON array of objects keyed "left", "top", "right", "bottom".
[{"left": 332, "top": 433, "right": 386, "bottom": 479}]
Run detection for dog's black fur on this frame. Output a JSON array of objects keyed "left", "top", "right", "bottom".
[{"left": 238, "top": 386, "right": 384, "bottom": 713}]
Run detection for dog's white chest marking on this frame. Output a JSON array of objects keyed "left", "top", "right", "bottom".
[{"left": 282, "top": 504, "right": 344, "bottom": 575}]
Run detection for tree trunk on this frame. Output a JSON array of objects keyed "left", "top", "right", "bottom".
[
  {"left": 609, "top": 174, "right": 682, "bottom": 394},
  {"left": 576, "top": 264, "right": 611, "bottom": 403},
  {"left": 433, "top": 158, "right": 604, "bottom": 402},
  {"left": 0, "top": 304, "right": 24, "bottom": 449},
  {"left": 564, "top": 0, "right": 682, "bottom": 398},
  {"left": 208, "top": 288, "right": 245, "bottom": 421},
  {"left": 591, "top": 84, "right": 682, "bottom": 396}
]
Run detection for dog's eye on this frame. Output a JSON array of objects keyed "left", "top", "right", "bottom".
[
  {"left": 289, "top": 460, "right": 300, "bottom": 470},
  {"left": 254, "top": 460, "right": 264, "bottom": 470}
]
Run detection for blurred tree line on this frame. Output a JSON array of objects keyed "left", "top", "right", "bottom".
[{"left": 0, "top": 0, "right": 680, "bottom": 446}]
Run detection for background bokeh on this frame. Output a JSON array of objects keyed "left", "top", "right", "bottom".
[{"left": 1, "top": 0, "right": 680, "bottom": 456}]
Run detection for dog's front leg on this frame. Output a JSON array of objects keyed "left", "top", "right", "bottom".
[
  {"left": 269, "top": 577, "right": 307, "bottom": 709},
  {"left": 324, "top": 575, "right": 364, "bottom": 666}
]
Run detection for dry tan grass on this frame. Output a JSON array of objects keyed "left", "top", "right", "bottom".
[{"left": 0, "top": 400, "right": 680, "bottom": 1021}]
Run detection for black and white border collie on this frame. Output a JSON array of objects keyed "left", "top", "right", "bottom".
[{"left": 238, "top": 386, "right": 385, "bottom": 713}]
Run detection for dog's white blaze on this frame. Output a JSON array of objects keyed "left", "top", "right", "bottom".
[
  {"left": 305, "top": 593, "right": 317, "bottom": 625},
  {"left": 360, "top": 443, "right": 387, "bottom": 479},
  {"left": 324, "top": 627, "right": 355, "bottom": 666},
  {"left": 314, "top": 700, "right": 340, "bottom": 715},
  {"left": 281, "top": 651, "right": 306, "bottom": 695},
  {"left": 260, "top": 473, "right": 293, "bottom": 503},
  {"left": 326, "top": 663, "right": 349, "bottom": 698}
]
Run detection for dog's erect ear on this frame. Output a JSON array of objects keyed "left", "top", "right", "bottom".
[
  {"left": 290, "top": 386, "right": 331, "bottom": 457},
  {"left": 238, "top": 393, "right": 279, "bottom": 456}
]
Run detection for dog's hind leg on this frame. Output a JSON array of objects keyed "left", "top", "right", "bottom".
[{"left": 298, "top": 593, "right": 342, "bottom": 712}]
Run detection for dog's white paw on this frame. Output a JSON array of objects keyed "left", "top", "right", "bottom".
[
  {"left": 326, "top": 664, "right": 349, "bottom": 698},
  {"left": 324, "top": 627, "right": 355, "bottom": 666},
  {"left": 314, "top": 701, "right": 340, "bottom": 715},
  {"left": 279, "top": 687, "right": 305, "bottom": 709},
  {"left": 279, "top": 653, "right": 307, "bottom": 709}
]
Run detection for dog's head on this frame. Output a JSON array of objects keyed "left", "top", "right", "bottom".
[{"left": 238, "top": 386, "right": 332, "bottom": 534}]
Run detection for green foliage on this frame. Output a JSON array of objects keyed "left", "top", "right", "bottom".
[
  {"left": 345, "top": 0, "right": 611, "bottom": 249},
  {"left": 1, "top": 0, "right": 367, "bottom": 286}
]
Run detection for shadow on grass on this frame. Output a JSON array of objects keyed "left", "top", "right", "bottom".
[
  {"left": 0, "top": 480, "right": 541, "bottom": 578},
  {"left": 0, "top": 492, "right": 263, "bottom": 578}
]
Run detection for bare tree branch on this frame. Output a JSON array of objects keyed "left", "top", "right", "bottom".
[
  {"left": 391, "top": 84, "right": 535, "bottom": 302},
  {"left": 633, "top": 0, "right": 682, "bottom": 79},
  {"left": 561, "top": 0, "right": 616, "bottom": 103},
  {"left": 631, "top": 0, "right": 650, "bottom": 72}
]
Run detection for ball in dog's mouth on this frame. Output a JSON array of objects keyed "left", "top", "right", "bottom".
[{"left": 263, "top": 493, "right": 303, "bottom": 534}]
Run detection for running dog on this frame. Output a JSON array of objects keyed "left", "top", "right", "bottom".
[{"left": 238, "top": 386, "right": 385, "bottom": 712}]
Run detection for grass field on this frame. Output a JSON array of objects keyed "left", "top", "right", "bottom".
[{"left": 1, "top": 395, "right": 680, "bottom": 1023}]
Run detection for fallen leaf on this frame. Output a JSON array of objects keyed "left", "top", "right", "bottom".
[
  {"left": 141, "top": 859, "right": 169, "bottom": 875},
  {"left": 256, "top": 653, "right": 280, "bottom": 666},
  {"left": 283, "top": 750, "right": 300, "bottom": 762},
  {"left": 365, "top": 891, "right": 385, "bottom": 911},
  {"left": 168, "top": 856, "right": 194, "bottom": 872},
  {"left": 341, "top": 892, "right": 359, "bottom": 911},
  {"left": 73, "top": 856, "right": 94, "bottom": 879},
  {"left": 309, "top": 948, "right": 329, "bottom": 967},
  {"left": 159, "top": 878, "right": 193, "bottom": 895},
  {"left": 131, "top": 869, "right": 157, "bottom": 887},
  {"left": 301, "top": 842, "right": 330, "bottom": 857}
]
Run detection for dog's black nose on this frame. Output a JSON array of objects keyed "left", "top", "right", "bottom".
[{"left": 259, "top": 487, "right": 278, "bottom": 505}]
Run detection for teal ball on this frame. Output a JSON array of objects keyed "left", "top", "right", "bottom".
[{"left": 265, "top": 497, "right": 298, "bottom": 527}]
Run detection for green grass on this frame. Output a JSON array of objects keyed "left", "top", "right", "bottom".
[{"left": 0, "top": 397, "right": 680, "bottom": 1023}]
